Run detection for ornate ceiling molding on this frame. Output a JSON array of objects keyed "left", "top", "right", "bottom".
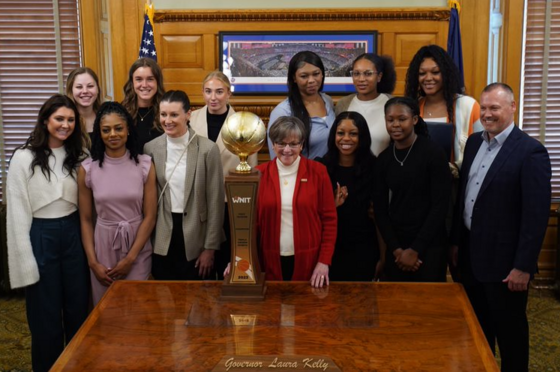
[{"left": 154, "top": 9, "right": 450, "bottom": 23}]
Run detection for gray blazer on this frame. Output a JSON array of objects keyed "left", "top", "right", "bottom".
[{"left": 144, "top": 129, "right": 225, "bottom": 261}]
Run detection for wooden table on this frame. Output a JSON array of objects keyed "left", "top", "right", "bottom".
[{"left": 52, "top": 281, "right": 499, "bottom": 372}]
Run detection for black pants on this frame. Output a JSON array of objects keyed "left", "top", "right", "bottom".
[
  {"left": 281, "top": 255, "right": 294, "bottom": 281},
  {"left": 152, "top": 213, "right": 205, "bottom": 280},
  {"left": 215, "top": 204, "right": 231, "bottom": 280},
  {"left": 27, "top": 212, "right": 90, "bottom": 372},
  {"left": 460, "top": 229, "right": 529, "bottom": 372}
]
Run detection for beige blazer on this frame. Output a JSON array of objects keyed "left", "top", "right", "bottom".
[
  {"left": 189, "top": 105, "right": 258, "bottom": 179},
  {"left": 144, "top": 129, "right": 225, "bottom": 261}
]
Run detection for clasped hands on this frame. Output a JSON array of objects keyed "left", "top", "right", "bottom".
[{"left": 394, "top": 248, "right": 422, "bottom": 272}]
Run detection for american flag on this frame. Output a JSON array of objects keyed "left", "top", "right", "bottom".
[{"left": 139, "top": 3, "right": 157, "bottom": 61}]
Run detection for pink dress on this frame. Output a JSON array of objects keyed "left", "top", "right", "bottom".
[{"left": 83, "top": 152, "right": 153, "bottom": 304}]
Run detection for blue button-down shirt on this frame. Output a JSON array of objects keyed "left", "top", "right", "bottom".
[
  {"left": 267, "top": 93, "right": 335, "bottom": 160},
  {"left": 463, "top": 123, "right": 515, "bottom": 230}
]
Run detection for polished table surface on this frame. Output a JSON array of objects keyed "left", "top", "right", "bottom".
[{"left": 52, "top": 281, "right": 499, "bottom": 372}]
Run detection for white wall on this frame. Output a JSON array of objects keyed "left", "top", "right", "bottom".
[{"left": 154, "top": 0, "right": 448, "bottom": 9}]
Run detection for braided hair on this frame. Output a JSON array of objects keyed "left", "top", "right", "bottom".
[{"left": 90, "top": 101, "right": 140, "bottom": 167}]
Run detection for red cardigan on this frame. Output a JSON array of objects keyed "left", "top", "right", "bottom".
[{"left": 256, "top": 157, "right": 337, "bottom": 281}]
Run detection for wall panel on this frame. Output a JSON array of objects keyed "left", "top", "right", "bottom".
[{"left": 152, "top": 8, "right": 451, "bottom": 105}]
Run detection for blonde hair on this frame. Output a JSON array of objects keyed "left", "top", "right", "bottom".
[{"left": 202, "top": 71, "right": 232, "bottom": 91}]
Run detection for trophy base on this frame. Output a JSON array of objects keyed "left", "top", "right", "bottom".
[
  {"left": 229, "top": 169, "right": 259, "bottom": 176},
  {"left": 220, "top": 272, "right": 267, "bottom": 301}
]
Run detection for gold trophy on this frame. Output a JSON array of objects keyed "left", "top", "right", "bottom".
[
  {"left": 220, "top": 112, "right": 267, "bottom": 300},
  {"left": 221, "top": 111, "right": 266, "bottom": 173}
]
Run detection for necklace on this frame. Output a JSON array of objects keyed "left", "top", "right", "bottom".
[
  {"left": 283, "top": 179, "right": 289, "bottom": 186},
  {"left": 138, "top": 107, "right": 154, "bottom": 122},
  {"left": 393, "top": 135, "right": 417, "bottom": 167}
]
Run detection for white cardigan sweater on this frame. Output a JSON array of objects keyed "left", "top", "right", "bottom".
[{"left": 6, "top": 148, "right": 79, "bottom": 289}]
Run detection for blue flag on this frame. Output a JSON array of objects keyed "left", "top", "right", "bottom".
[
  {"left": 139, "top": 4, "right": 157, "bottom": 61},
  {"left": 447, "top": 4, "right": 464, "bottom": 90}
]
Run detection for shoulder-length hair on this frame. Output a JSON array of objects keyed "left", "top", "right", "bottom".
[
  {"left": 322, "top": 111, "right": 376, "bottom": 203},
  {"left": 65, "top": 67, "right": 102, "bottom": 112},
  {"left": 121, "top": 57, "right": 165, "bottom": 131},
  {"left": 287, "top": 51, "right": 326, "bottom": 154},
  {"left": 65, "top": 67, "right": 102, "bottom": 150},
  {"left": 90, "top": 101, "right": 139, "bottom": 168},
  {"left": 18, "top": 94, "right": 85, "bottom": 180},
  {"left": 404, "top": 45, "right": 462, "bottom": 124}
]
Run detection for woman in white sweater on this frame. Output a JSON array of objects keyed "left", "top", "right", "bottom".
[{"left": 7, "top": 94, "right": 89, "bottom": 372}]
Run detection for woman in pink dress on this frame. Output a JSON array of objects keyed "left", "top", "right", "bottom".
[{"left": 78, "top": 102, "right": 157, "bottom": 305}]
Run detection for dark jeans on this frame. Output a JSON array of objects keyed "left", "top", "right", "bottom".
[{"left": 26, "top": 212, "right": 89, "bottom": 372}]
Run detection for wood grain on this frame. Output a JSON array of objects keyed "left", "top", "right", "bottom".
[{"left": 52, "top": 281, "right": 499, "bottom": 372}]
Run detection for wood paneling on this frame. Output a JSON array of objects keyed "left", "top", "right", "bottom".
[
  {"left": 459, "top": 0, "right": 491, "bottom": 98},
  {"left": 161, "top": 35, "right": 204, "bottom": 67},
  {"left": 501, "top": 0, "right": 524, "bottom": 123},
  {"left": 79, "top": 0, "right": 100, "bottom": 74},
  {"left": 152, "top": 7, "right": 451, "bottom": 106}
]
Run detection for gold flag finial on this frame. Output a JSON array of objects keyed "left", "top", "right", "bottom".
[
  {"left": 448, "top": 0, "right": 461, "bottom": 13},
  {"left": 145, "top": 2, "right": 155, "bottom": 26}
]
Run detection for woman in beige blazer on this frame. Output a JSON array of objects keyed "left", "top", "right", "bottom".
[
  {"left": 189, "top": 71, "right": 257, "bottom": 278},
  {"left": 144, "top": 90, "right": 224, "bottom": 280}
]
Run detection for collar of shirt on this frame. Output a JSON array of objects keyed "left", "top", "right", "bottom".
[{"left": 481, "top": 122, "right": 515, "bottom": 146}]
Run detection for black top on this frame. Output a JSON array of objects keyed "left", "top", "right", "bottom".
[
  {"left": 317, "top": 158, "right": 379, "bottom": 281},
  {"left": 330, "top": 164, "right": 377, "bottom": 250},
  {"left": 206, "top": 106, "right": 229, "bottom": 143},
  {"left": 136, "top": 107, "right": 163, "bottom": 154},
  {"left": 374, "top": 135, "right": 451, "bottom": 257}
]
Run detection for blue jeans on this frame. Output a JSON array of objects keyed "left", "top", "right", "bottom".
[{"left": 26, "top": 211, "right": 89, "bottom": 372}]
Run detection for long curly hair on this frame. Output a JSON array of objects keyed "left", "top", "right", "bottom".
[
  {"left": 90, "top": 101, "right": 140, "bottom": 168},
  {"left": 121, "top": 58, "right": 165, "bottom": 131},
  {"left": 322, "top": 111, "right": 376, "bottom": 204},
  {"left": 287, "top": 51, "right": 326, "bottom": 155},
  {"left": 384, "top": 96, "right": 429, "bottom": 137},
  {"left": 404, "top": 45, "right": 462, "bottom": 124},
  {"left": 18, "top": 94, "right": 86, "bottom": 180},
  {"left": 352, "top": 53, "right": 397, "bottom": 94}
]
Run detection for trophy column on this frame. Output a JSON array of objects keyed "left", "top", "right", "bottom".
[
  {"left": 221, "top": 170, "right": 267, "bottom": 300},
  {"left": 219, "top": 111, "right": 267, "bottom": 300}
]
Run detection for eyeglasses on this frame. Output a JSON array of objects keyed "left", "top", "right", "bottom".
[
  {"left": 350, "top": 70, "right": 378, "bottom": 79},
  {"left": 275, "top": 142, "right": 302, "bottom": 149}
]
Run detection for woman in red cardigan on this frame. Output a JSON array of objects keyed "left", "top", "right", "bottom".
[{"left": 257, "top": 116, "right": 337, "bottom": 288}]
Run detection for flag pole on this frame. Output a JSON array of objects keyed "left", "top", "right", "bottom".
[{"left": 139, "top": 0, "right": 157, "bottom": 61}]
